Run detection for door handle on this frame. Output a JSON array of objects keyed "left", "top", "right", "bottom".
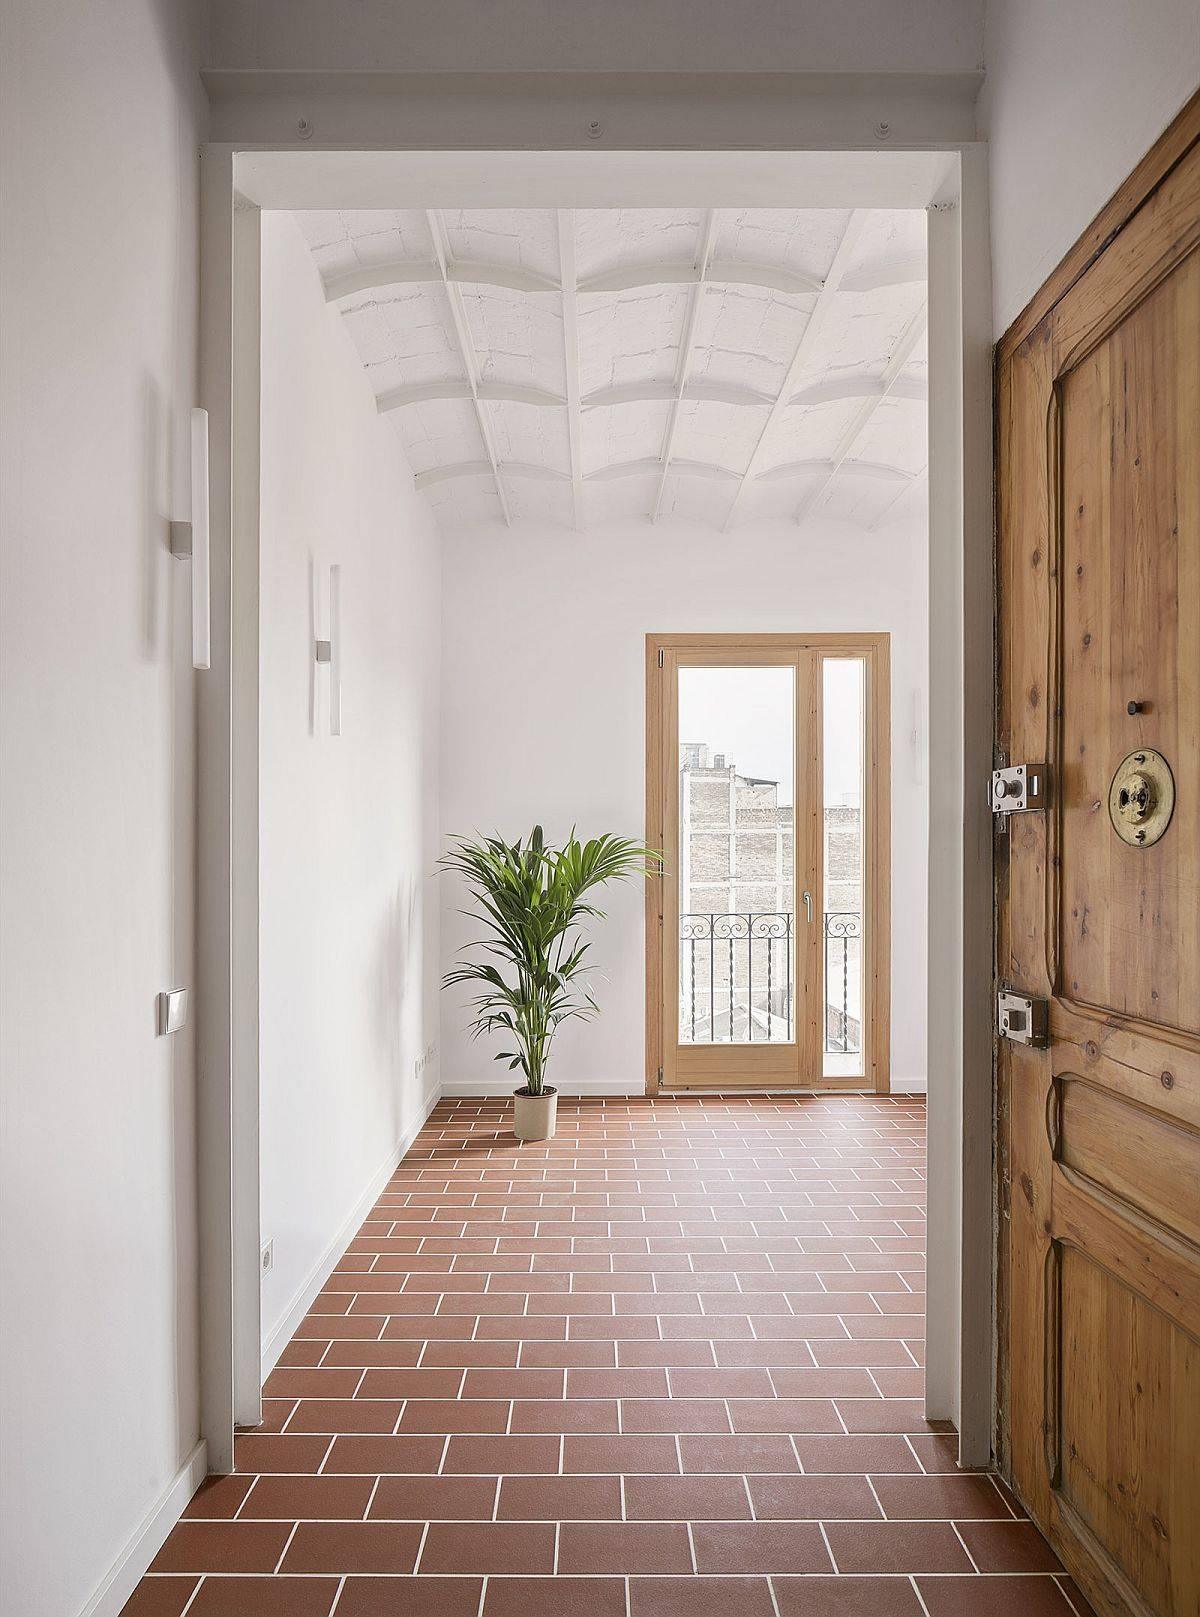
[{"left": 802, "top": 890, "right": 814, "bottom": 924}]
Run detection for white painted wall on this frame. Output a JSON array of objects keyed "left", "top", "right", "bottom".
[
  {"left": 209, "top": 0, "right": 985, "bottom": 74},
  {"left": 980, "top": 0, "right": 1200, "bottom": 335},
  {"left": 257, "top": 212, "right": 443, "bottom": 1363},
  {"left": 0, "top": 2, "right": 207, "bottom": 1614},
  {"left": 439, "top": 513, "right": 929, "bottom": 1094}
]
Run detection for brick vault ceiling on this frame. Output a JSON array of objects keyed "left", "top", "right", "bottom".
[{"left": 293, "top": 206, "right": 928, "bottom": 534}]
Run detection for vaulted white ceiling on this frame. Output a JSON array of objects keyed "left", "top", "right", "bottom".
[{"left": 294, "top": 206, "right": 928, "bottom": 533}]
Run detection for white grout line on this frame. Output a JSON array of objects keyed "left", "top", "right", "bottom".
[{"left": 271, "top": 1520, "right": 299, "bottom": 1574}]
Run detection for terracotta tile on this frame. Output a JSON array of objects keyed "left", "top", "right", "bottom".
[
  {"left": 357, "top": 1368, "right": 465, "bottom": 1398},
  {"left": 666, "top": 1368, "right": 773, "bottom": 1398},
  {"left": 957, "top": 1520, "right": 1063, "bottom": 1573},
  {"left": 510, "top": 1398, "right": 619, "bottom": 1433},
  {"left": 321, "top": 1341, "right": 423, "bottom": 1368},
  {"left": 679, "top": 1435, "right": 798, "bottom": 1474},
  {"left": 621, "top": 1398, "right": 730, "bottom": 1434},
  {"left": 837, "top": 1398, "right": 935, "bottom": 1434},
  {"left": 182, "top": 1474, "right": 254, "bottom": 1519},
  {"left": 482, "top": 1576, "right": 626, "bottom": 1617},
  {"left": 275, "top": 1340, "right": 328, "bottom": 1367},
  {"left": 282, "top": 1521, "right": 422, "bottom": 1572},
  {"left": 768, "top": 1367, "right": 878, "bottom": 1397},
  {"left": 567, "top": 1368, "right": 669, "bottom": 1398},
  {"left": 287, "top": 1399, "right": 404, "bottom": 1434},
  {"left": 559, "top": 1520, "right": 693, "bottom": 1573},
  {"left": 421, "top": 1341, "right": 521, "bottom": 1368},
  {"left": 233, "top": 1433, "right": 331, "bottom": 1474},
  {"left": 563, "top": 1435, "right": 680, "bottom": 1474},
  {"left": 118, "top": 1577, "right": 198, "bottom": 1617},
  {"left": 186, "top": 1577, "right": 339, "bottom": 1616},
  {"left": 692, "top": 1521, "right": 832, "bottom": 1573},
  {"left": 497, "top": 1474, "right": 623, "bottom": 1521},
  {"left": 629, "top": 1576, "right": 776, "bottom": 1616},
  {"left": 336, "top": 1577, "right": 484, "bottom": 1617},
  {"left": 397, "top": 1398, "right": 510, "bottom": 1434},
  {"left": 461, "top": 1368, "right": 565, "bottom": 1398},
  {"left": 824, "top": 1520, "right": 973, "bottom": 1573},
  {"left": 241, "top": 1474, "right": 374, "bottom": 1519},
  {"left": 773, "top": 1575, "right": 925, "bottom": 1616},
  {"left": 323, "top": 1435, "right": 445, "bottom": 1473},
  {"left": 519, "top": 1342, "right": 617, "bottom": 1368},
  {"left": 907, "top": 1433, "right": 962, "bottom": 1473},
  {"left": 418, "top": 1521, "right": 556, "bottom": 1574},
  {"left": 367, "top": 1474, "right": 496, "bottom": 1519},
  {"left": 871, "top": 1473, "right": 1012, "bottom": 1520},
  {"left": 149, "top": 1522, "right": 291, "bottom": 1574},
  {"left": 747, "top": 1473, "right": 882, "bottom": 1519},
  {"left": 914, "top": 1576, "right": 1079, "bottom": 1616},
  {"left": 792, "top": 1435, "right": 921, "bottom": 1474},
  {"left": 727, "top": 1398, "right": 842, "bottom": 1434},
  {"left": 263, "top": 1367, "right": 363, "bottom": 1398},
  {"left": 443, "top": 1435, "right": 561, "bottom": 1474},
  {"left": 624, "top": 1474, "right": 752, "bottom": 1522}
]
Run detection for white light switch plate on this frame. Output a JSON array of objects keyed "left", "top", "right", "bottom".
[{"left": 156, "top": 988, "right": 189, "bottom": 1036}]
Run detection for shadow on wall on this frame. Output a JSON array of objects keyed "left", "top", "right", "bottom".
[{"left": 373, "top": 875, "right": 422, "bottom": 1126}]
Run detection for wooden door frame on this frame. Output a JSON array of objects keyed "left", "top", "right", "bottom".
[
  {"left": 645, "top": 631, "right": 891, "bottom": 1097},
  {"left": 994, "top": 86, "right": 1200, "bottom": 1606}
]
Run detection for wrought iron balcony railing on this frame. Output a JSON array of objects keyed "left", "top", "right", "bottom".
[{"left": 678, "top": 910, "right": 861, "bottom": 1053}]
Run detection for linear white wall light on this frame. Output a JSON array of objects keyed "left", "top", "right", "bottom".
[
  {"left": 314, "top": 562, "right": 342, "bottom": 736},
  {"left": 169, "top": 407, "right": 211, "bottom": 669}
]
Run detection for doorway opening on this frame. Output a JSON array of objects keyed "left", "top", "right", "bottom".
[{"left": 646, "top": 632, "right": 890, "bottom": 1092}]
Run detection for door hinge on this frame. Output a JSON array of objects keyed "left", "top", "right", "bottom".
[
  {"left": 656, "top": 1066, "right": 663, "bottom": 1085},
  {"left": 997, "top": 989, "right": 1048, "bottom": 1048},
  {"left": 991, "top": 762, "right": 1048, "bottom": 824},
  {"left": 658, "top": 648, "right": 664, "bottom": 668}
]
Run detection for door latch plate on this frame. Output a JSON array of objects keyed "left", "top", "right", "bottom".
[
  {"left": 991, "top": 763, "right": 1047, "bottom": 815},
  {"left": 997, "top": 989, "right": 1048, "bottom": 1048}
]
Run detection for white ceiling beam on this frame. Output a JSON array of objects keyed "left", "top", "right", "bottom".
[
  {"left": 651, "top": 208, "right": 719, "bottom": 522},
  {"left": 586, "top": 457, "right": 739, "bottom": 484},
  {"left": 578, "top": 373, "right": 926, "bottom": 413},
  {"left": 577, "top": 259, "right": 820, "bottom": 298},
  {"left": 325, "top": 258, "right": 560, "bottom": 300},
  {"left": 377, "top": 380, "right": 565, "bottom": 413},
  {"left": 789, "top": 373, "right": 927, "bottom": 407},
  {"left": 758, "top": 458, "right": 918, "bottom": 485},
  {"left": 792, "top": 299, "right": 928, "bottom": 523},
  {"left": 839, "top": 251, "right": 926, "bottom": 294},
  {"left": 869, "top": 466, "right": 928, "bottom": 529},
  {"left": 723, "top": 209, "right": 868, "bottom": 532},
  {"left": 557, "top": 210, "right": 584, "bottom": 531},
  {"left": 425, "top": 209, "right": 511, "bottom": 526},
  {"left": 415, "top": 461, "right": 570, "bottom": 490}
]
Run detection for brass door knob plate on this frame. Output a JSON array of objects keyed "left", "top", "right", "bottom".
[{"left": 1108, "top": 749, "right": 1175, "bottom": 847}]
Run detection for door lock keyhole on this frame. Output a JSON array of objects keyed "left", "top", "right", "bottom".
[{"left": 1116, "top": 771, "right": 1155, "bottom": 825}]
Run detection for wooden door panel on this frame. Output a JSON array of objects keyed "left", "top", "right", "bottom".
[
  {"left": 1057, "top": 1243, "right": 1200, "bottom": 1617},
  {"left": 1059, "top": 253, "right": 1200, "bottom": 1033},
  {"left": 997, "top": 99, "right": 1200, "bottom": 1617}
]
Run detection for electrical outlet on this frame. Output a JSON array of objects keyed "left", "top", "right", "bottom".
[{"left": 260, "top": 1239, "right": 274, "bottom": 1276}]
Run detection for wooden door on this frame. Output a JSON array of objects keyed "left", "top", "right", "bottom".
[
  {"left": 645, "top": 632, "right": 890, "bottom": 1093},
  {"left": 996, "top": 102, "right": 1200, "bottom": 1617}
]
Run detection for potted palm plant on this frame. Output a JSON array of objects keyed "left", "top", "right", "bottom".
[{"left": 440, "top": 826, "right": 654, "bottom": 1141}]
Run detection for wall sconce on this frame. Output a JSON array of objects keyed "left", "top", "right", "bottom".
[
  {"left": 314, "top": 563, "right": 341, "bottom": 736},
  {"left": 169, "top": 407, "right": 211, "bottom": 669}
]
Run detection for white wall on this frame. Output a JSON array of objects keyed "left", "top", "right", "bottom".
[
  {"left": 208, "top": 0, "right": 985, "bottom": 74},
  {"left": 440, "top": 514, "right": 929, "bottom": 1094},
  {"left": 0, "top": 2, "right": 206, "bottom": 1614},
  {"left": 980, "top": 0, "right": 1200, "bottom": 335},
  {"left": 257, "top": 212, "right": 442, "bottom": 1362}
]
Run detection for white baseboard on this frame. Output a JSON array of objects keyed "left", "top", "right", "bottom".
[
  {"left": 77, "top": 1439, "right": 207, "bottom": 1617},
  {"left": 890, "top": 1076, "right": 928, "bottom": 1093},
  {"left": 441, "top": 1078, "right": 643, "bottom": 1097},
  {"left": 260, "top": 1082, "right": 443, "bottom": 1379}
]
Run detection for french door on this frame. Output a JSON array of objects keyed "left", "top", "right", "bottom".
[{"left": 646, "top": 633, "right": 889, "bottom": 1092}]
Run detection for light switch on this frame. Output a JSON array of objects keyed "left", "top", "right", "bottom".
[{"left": 156, "top": 988, "right": 189, "bottom": 1036}]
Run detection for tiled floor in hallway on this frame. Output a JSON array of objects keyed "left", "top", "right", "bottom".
[{"left": 125, "top": 1094, "right": 1092, "bottom": 1616}]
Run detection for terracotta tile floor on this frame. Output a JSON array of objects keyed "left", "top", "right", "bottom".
[{"left": 124, "top": 1094, "right": 1094, "bottom": 1617}]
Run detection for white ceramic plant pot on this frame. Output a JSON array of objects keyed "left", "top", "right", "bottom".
[{"left": 513, "top": 1086, "right": 558, "bottom": 1142}]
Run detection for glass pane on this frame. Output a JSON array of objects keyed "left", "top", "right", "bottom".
[
  {"left": 678, "top": 666, "right": 795, "bottom": 1045},
  {"left": 822, "top": 658, "right": 865, "bottom": 1075}
]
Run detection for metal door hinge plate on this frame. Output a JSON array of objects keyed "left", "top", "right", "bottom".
[
  {"left": 991, "top": 763, "right": 1047, "bottom": 816},
  {"left": 997, "top": 989, "right": 1048, "bottom": 1048}
]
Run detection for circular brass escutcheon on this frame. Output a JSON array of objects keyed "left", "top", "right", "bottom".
[{"left": 1108, "top": 748, "right": 1175, "bottom": 848}]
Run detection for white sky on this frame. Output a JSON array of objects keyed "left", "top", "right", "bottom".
[{"left": 679, "top": 660, "right": 863, "bottom": 808}]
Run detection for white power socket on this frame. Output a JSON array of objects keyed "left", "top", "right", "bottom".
[{"left": 260, "top": 1239, "right": 274, "bottom": 1276}]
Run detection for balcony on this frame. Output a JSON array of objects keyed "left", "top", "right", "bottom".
[{"left": 679, "top": 910, "right": 861, "bottom": 1056}]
